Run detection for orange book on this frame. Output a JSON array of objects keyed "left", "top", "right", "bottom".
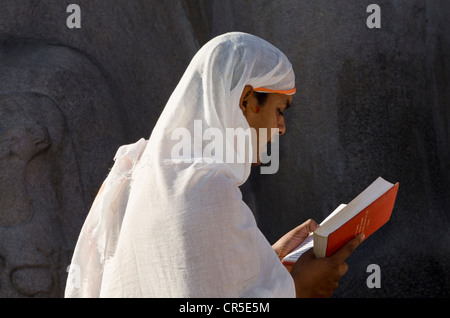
[{"left": 282, "top": 177, "right": 399, "bottom": 264}]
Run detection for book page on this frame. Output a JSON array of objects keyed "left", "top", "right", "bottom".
[
  {"left": 282, "top": 204, "right": 347, "bottom": 264},
  {"left": 315, "top": 177, "right": 393, "bottom": 237}
]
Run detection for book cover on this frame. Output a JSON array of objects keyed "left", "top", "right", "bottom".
[
  {"left": 282, "top": 177, "right": 399, "bottom": 264},
  {"left": 318, "top": 182, "right": 399, "bottom": 258}
]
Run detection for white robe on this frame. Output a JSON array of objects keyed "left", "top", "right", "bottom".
[{"left": 65, "top": 32, "right": 297, "bottom": 298}]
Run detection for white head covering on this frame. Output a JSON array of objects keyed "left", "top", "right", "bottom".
[{"left": 65, "top": 32, "right": 296, "bottom": 297}]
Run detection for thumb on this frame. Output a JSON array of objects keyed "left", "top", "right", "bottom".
[
  {"left": 274, "top": 219, "right": 319, "bottom": 254},
  {"left": 285, "top": 219, "right": 319, "bottom": 250},
  {"left": 293, "top": 219, "right": 319, "bottom": 241}
]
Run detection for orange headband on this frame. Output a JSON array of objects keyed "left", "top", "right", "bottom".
[{"left": 254, "top": 87, "right": 296, "bottom": 95}]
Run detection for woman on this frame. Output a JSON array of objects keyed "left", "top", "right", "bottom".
[{"left": 65, "top": 32, "right": 362, "bottom": 298}]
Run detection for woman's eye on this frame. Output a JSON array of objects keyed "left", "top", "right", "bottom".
[{"left": 278, "top": 109, "right": 284, "bottom": 116}]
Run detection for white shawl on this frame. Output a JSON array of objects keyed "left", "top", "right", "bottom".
[{"left": 65, "top": 32, "right": 296, "bottom": 298}]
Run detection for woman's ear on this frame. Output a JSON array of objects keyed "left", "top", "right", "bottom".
[{"left": 239, "top": 85, "right": 254, "bottom": 114}]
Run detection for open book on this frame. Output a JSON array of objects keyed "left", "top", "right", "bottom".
[{"left": 282, "top": 177, "right": 399, "bottom": 264}]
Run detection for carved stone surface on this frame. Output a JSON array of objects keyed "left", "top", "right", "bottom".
[
  {"left": 0, "top": 39, "right": 128, "bottom": 297},
  {"left": 0, "top": 0, "right": 449, "bottom": 297}
]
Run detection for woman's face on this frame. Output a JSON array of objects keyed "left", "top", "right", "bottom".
[{"left": 240, "top": 86, "right": 293, "bottom": 165}]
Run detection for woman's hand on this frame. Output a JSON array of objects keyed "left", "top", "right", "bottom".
[
  {"left": 291, "top": 234, "right": 364, "bottom": 297},
  {"left": 272, "top": 219, "right": 319, "bottom": 273},
  {"left": 273, "top": 219, "right": 364, "bottom": 298}
]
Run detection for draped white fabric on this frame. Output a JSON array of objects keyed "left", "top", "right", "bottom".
[{"left": 65, "top": 32, "right": 296, "bottom": 297}]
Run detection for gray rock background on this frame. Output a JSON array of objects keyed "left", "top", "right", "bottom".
[{"left": 0, "top": 0, "right": 448, "bottom": 297}]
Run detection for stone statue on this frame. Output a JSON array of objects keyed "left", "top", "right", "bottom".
[{"left": 0, "top": 39, "right": 126, "bottom": 297}]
